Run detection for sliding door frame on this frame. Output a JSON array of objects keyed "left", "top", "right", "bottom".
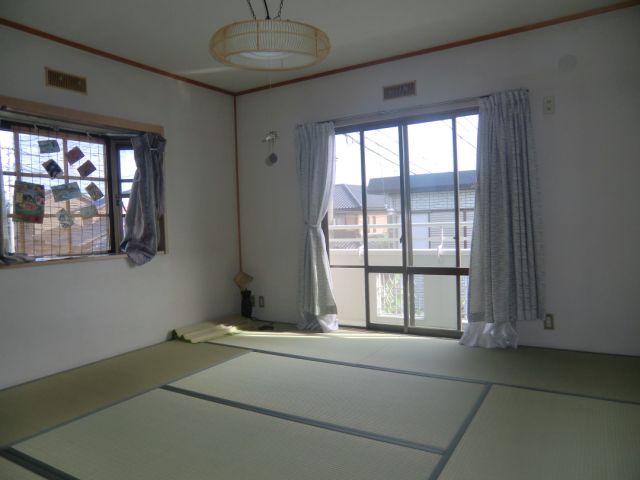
[{"left": 329, "top": 107, "right": 478, "bottom": 338}]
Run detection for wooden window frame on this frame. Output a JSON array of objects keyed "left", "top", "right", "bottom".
[
  {"left": 0, "top": 95, "right": 165, "bottom": 267},
  {"left": 2, "top": 125, "right": 115, "bottom": 257}
]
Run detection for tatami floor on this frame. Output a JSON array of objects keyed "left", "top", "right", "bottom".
[{"left": 1, "top": 327, "right": 639, "bottom": 479}]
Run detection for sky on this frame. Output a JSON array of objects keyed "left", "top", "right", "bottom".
[{"left": 335, "top": 114, "right": 478, "bottom": 185}]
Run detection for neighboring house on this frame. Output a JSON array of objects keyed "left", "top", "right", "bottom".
[
  {"left": 330, "top": 184, "right": 389, "bottom": 249},
  {"left": 330, "top": 172, "right": 477, "bottom": 323},
  {"left": 329, "top": 172, "right": 477, "bottom": 324},
  {"left": 367, "top": 170, "right": 476, "bottom": 250}
]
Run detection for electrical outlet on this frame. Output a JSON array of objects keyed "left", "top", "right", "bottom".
[
  {"left": 543, "top": 96, "right": 555, "bottom": 114},
  {"left": 258, "top": 296, "right": 265, "bottom": 308},
  {"left": 544, "top": 313, "right": 555, "bottom": 330}
]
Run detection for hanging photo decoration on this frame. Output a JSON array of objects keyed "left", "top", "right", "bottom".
[
  {"left": 79, "top": 205, "right": 98, "bottom": 218},
  {"left": 85, "top": 182, "right": 104, "bottom": 201},
  {"left": 42, "top": 159, "right": 63, "bottom": 179},
  {"left": 38, "top": 140, "right": 60, "bottom": 154},
  {"left": 51, "top": 182, "right": 82, "bottom": 202},
  {"left": 13, "top": 181, "right": 45, "bottom": 224},
  {"left": 77, "top": 160, "right": 96, "bottom": 178},
  {"left": 57, "top": 208, "right": 74, "bottom": 228},
  {"left": 66, "top": 146, "right": 85, "bottom": 165}
]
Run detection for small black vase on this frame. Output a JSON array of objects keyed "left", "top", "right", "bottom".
[{"left": 241, "top": 289, "right": 252, "bottom": 318}]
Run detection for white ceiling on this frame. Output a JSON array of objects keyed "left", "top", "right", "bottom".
[{"left": 0, "top": 0, "right": 623, "bottom": 93}]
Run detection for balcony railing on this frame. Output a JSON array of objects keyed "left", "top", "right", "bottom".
[
  {"left": 329, "top": 220, "right": 473, "bottom": 250},
  {"left": 328, "top": 220, "right": 472, "bottom": 329}
]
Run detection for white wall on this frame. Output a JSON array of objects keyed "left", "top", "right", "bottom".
[
  {"left": 0, "top": 27, "right": 239, "bottom": 388},
  {"left": 236, "top": 8, "right": 640, "bottom": 355}
]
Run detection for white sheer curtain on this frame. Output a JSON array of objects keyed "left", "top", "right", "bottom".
[
  {"left": 0, "top": 160, "right": 31, "bottom": 264},
  {"left": 0, "top": 160, "right": 10, "bottom": 264},
  {"left": 461, "top": 89, "right": 545, "bottom": 348},
  {"left": 295, "top": 122, "right": 339, "bottom": 332}
]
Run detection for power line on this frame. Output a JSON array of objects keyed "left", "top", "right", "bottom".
[
  {"left": 344, "top": 133, "right": 429, "bottom": 176},
  {"left": 339, "top": 115, "right": 479, "bottom": 181}
]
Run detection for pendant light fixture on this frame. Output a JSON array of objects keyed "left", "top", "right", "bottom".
[{"left": 210, "top": 0, "right": 330, "bottom": 71}]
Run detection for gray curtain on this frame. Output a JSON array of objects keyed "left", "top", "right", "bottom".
[
  {"left": 295, "top": 122, "right": 339, "bottom": 332},
  {"left": 120, "top": 133, "right": 166, "bottom": 266},
  {"left": 460, "top": 89, "right": 544, "bottom": 348}
]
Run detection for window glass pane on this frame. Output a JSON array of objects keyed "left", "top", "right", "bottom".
[
  {"left": 67, "top": 139, "right": 107, "bottom": 180},
  {"left": 120, "top": 179, "right": 134, "bottom": 196},
  {"left": 3, "top": 129, "right": 110, "bottom": 257},
  {"left": 407, "top": 119, "right": 456, "bottom": 267},
  {"left": 332, "top": 267, "right": 366, "bottom": 327},
  {"left": 0, "top": 130, "right": 16, "bottom": 171},
  {"left": 119, "top": 149, "right": 136, "bottom": 180},
  {"left": 17, "top": 131, "right": 62, "bottom": 176},
  {"left": 118, "top": 149, "right": 135, "bottom": 244},
  {"left": 410, "top": 274, "right": 458, "bottom": 330},
  {"left": 364, "top": 128, "right": 401, "bottom": 266},
  {"left": 456, "top": 114, "right": 478, "bottom": 268},
  {"left": 328, "top": 133, "right": 364, "bottom": 265},
  {"left": 120, "top": 197, "right": 130, "bottom": 232},
  {"left": 368, "top": 272, "right": 404, "bottom": 325},
  {"left": 1, "top": 174, "right": 15, "bottom": 254},
  {"left": 325, "top": 112, "right": 476, "bottom": 334},
  {"left": 69, "top": 217, "right": 110, "bottom": 255}
]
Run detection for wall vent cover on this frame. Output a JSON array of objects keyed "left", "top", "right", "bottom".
[
  {"left": 383, "top": 81, "right": 416, "bottom": 100},
  {"left": 45, "top": 68, "right": 87, "bottom": 94}
]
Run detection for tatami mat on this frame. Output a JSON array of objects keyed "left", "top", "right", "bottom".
[
  {"left": 0, "top": 457, "right": 43, "bottom": 479},
  {"left": 439, "top": 385, "right": 640, "bottom": 480},
  {"left": 215, "top": 331, "right": 389, "bottom": 363},
  {"left": 172, "top": 352, "right": 485, "bottom": 450},
  {"left": 210, "top": 331, "right": 640, "bottom": 402},
  {"left": 0, "top": 341, "right": 246, "bottom": 446},
  {"left": 15, "top": 389, "right": 440, "bottom": 480}
]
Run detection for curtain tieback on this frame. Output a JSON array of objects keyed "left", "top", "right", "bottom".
[{"left": 304, "top": 221, "right": 321, "bottom": 228}]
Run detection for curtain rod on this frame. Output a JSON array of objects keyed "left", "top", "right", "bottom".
[
  {"left": 0, "top": 106, "right": 142, "bottom": 137},
  {"left": 307, "top": 89, "right": 531, "bottom": 127},
  {"left": 315, "top": 93, "right": 486, "bottom": 127}
]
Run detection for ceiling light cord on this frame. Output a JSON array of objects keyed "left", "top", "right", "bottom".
[
  {"left": 263, "top": 0, "right": 271, "bottom": 19},
  {"left": 246, "top": 0, "right": 284, "bottom": 20},
  {"left": 246, "top": 0, "right": 257, "bottom": 20}
]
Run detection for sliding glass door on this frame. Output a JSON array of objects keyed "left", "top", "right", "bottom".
[{"left": 328, "top": 110, "right": 478, "bottom": 335}]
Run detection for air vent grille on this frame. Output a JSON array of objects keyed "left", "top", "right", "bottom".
[
  {"left": 383, "top": 81, "right": 416, "bottom": 100},
  {"left": 45, "top": 68, "right": 87, "bottom": 94}
]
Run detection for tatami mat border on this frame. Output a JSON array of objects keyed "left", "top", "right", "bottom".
[
  {"left": 208, "top": 342, "right": 640, "bottom": 406},
  {"left": 0, "top": 447, "right": 77, "bottom": 480},
  {"left": 162, "top": 384, "right": 445, "bottom": 455},
  {"left": 428, "top": 384, "right": 492, "bottom": 480},
  {"left": 207, "top": 342, "right": 489, "bottom": 384}
]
